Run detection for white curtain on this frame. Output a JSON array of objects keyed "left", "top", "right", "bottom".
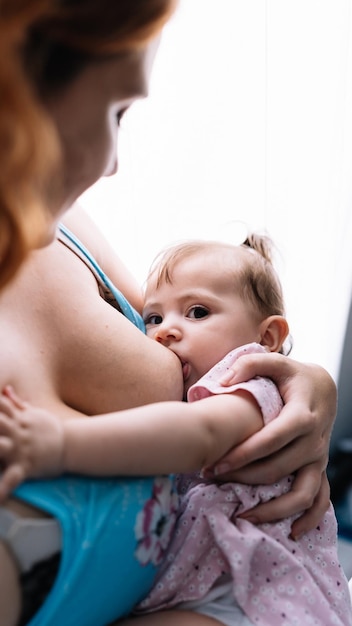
[{"left": 81, "top": 0, "right": 352, "bottom": 381}]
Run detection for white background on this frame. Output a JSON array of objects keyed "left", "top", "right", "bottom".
[{"left": 81, "top": 0, "right": 352, "bottom": 382}]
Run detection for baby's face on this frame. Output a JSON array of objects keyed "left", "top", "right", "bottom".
[{"left": 143, "top": 250, "right": 262, "bottom": 396}]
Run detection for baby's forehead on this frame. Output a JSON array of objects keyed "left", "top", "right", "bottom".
[
  {"left": 145, "top": 245, "right": 247, "bottom": 299},
  {"left": 153, "top": 242, "right": 247, "bottom": 277}
]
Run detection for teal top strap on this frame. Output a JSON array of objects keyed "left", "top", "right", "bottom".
[{"left": 58, "top": 223, "right": 145, "bottom": 333}]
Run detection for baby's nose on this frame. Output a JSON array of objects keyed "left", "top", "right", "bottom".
[{"left": 154, "top": 324, "right": 182, "bottom": 345}]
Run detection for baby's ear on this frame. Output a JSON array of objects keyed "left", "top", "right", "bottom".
[{"left": 259, "top": 315, "right": 289, "bottom": 353}]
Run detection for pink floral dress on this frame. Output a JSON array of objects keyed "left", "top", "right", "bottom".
[{"left": 136, "top": 343, "right": 352, "bottom": 626}]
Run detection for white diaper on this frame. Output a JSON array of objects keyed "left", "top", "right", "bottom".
[
  {"left": 177, "top": 576, "right": 252, "bottom": 626},
  {"left": 0, "top": 506, "right": 61, "bottom": 573}
]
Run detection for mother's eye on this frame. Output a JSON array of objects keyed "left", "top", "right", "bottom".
[{"left": 187, "top": 306, "right": 209, "bottom": 319}]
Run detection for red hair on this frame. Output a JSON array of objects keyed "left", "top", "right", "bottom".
[{"left": 0, "top": 0, "right": 178, "bottom": 288}]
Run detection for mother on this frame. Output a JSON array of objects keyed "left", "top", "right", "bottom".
[{"left": 0, "top": 1, "right": 336, "bottom": 626}]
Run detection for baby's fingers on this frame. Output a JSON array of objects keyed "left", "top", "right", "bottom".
[
  {"left": 0, "top": 433, "right": 27, "bottom": 501},
  {"left": 2, "top": 385, "right": 27, "bottom": 410},
  {"left": 0, "top": 393, "right": 22, "bottom": 421},
  {"left": 0, "top": 464, "right": 26, "bottom": 501},
  {"left": 0, "top": 414, "right": 18, "bottom": 440},
  {"left": 0, "top": 435, "right": 15, "bottom": 459}
]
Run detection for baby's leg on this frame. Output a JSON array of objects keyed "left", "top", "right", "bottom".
[
  {"left": 118, "top": 610, "right": 223, "bottom": 625},
  {"left": 0, "top": 541, "right": 21, "bottom": 626}
]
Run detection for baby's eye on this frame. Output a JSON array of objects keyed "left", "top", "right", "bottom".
[
  {"left": 144, "top": 314, "right": 163, "bottom": 326},
  {"left": 187, "top": 306, "right": 209, "bottom": 320}
]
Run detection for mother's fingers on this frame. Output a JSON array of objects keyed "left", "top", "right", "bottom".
[
  {"left": 218, "top": 433, "right": 326, "bottom": 486},
  {"left": 290, "top": 470, "right": 330, "bottom": 539},
  {"left": 221, "top": 352, "right": 296, "bottom": 387},
  {"left": 214, "top": 393, "right": 329, "bottom": 478},
  {"left": 238, "top": 464, "right": 328, "bottom": 537},
  {"left": 216, "top": 416, "right": 315, "bottom": 478},
  {"left": 218, "top": 427, "right": 294, "bottom": 474}
]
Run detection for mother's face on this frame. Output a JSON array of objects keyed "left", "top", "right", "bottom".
[{"left": 44, "top": 39, "right": 159, "bottom": 218}]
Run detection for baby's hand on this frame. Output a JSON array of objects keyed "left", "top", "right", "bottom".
[{"left": 0, "top": 386, "right": 65, "bottom": 500}]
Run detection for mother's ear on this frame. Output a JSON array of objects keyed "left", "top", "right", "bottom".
[{"left": 259, "top": 315, "right": 289, "bottom": 353}]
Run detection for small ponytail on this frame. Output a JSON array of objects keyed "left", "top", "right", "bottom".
[{"left": 241, "top": 232, "right": 274, "bottom": 264}]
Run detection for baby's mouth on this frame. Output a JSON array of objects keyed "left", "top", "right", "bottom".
[{"left": 181, "top": 361, "right": 190, "bottom": 382}]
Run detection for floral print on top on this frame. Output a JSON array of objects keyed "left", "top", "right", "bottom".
[
  {"left": 135, "top": 343, "right": 352, "bottom": 626},
  {"left": 135, "top": 476, "right": 179, "bottom": 566}
]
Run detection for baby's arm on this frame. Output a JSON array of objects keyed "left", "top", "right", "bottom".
[{"left": 0, "top": 386, "right": 262, "bottom": 497}]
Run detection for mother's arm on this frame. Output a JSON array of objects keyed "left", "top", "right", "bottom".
[{"left": 210, "top": 353, "right": 336, "bottom": 537}]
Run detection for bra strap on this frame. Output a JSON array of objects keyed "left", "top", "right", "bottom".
[{"left": 57, "top": 223, "right": 145, "bottom": 333}]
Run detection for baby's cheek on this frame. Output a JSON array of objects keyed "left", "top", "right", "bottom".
[{"left": 145, "top": 328, "right": 154, "bottom": 339}]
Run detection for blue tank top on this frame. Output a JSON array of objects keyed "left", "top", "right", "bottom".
[{"left": 14, "top": 225, "right": 178, "bottom": 626}]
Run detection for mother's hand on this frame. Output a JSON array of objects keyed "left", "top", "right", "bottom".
[{"left": 209, "top": 353, "right": 336, "bottom": 538}]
